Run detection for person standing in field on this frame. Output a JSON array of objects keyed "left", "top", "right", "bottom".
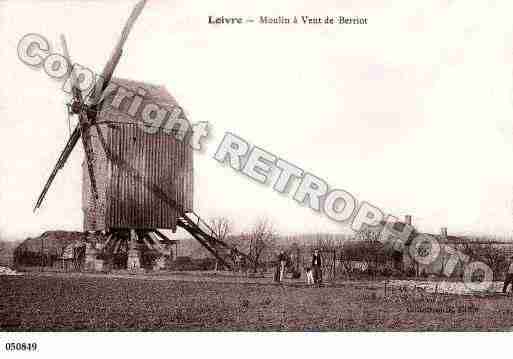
[
  {"left": 502, "top": 256, "right": 513, "bottom": 294},
  {"left": 279, "top": 251, "right": 288, "bottom": 283},
  {"left": 275, "top": 250, "right": 287, "bottom": 283},
  {"left": 312, "top": 249, "right": 322, "bottom": 285},
  {"left": 62, "top": 243, "right": 74, "bottom": 272}
]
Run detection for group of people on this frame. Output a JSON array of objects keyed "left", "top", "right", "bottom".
[
  {"left": 274, "top": 249, "right": 323, "bottom": 285},
  {"left": 272, "top": 251, "right": 513, "bottom": 291},
  {"left": 502, "top": 257, "right": 513, "bottom": 294}
]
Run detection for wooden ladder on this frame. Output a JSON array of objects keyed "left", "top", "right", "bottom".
[{"left": 177, "top": 211, "right": 253, "bottom": 270}]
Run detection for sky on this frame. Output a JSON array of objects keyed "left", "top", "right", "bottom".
[{"left": 2, "top": 0, "right": 513, "bottom": 240}]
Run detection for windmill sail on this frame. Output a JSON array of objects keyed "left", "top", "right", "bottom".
[
  {"left": 34, "top": 127, "right": 81, "bottom": 211},
  {"left": 60, "top": 34, "right": 82, "bottom": 103},
  {"left": 90, "top": 0, "right": 147, "bottom": 105},
  {"left": 34, "top": 1, "right": 147, "bottom": 211}
]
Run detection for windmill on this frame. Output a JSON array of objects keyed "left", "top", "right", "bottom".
[{"left": 33, "top": 0, "right": 251, "bottom": 271}]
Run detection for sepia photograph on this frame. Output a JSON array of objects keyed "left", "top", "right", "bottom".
[{"left": 1, "top": 0, "right": 513, "bottom": 356}]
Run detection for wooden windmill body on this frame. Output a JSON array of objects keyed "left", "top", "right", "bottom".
[{"left": 82, "top": 78, "right": 193, "bottom": 233}]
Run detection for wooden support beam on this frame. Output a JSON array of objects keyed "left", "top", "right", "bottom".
[
  {"left": 153, "top": 229, "right": 172, "bottom": 243},
  {"left": 103, "top": 233, "right": 113, "bottom": 251},
  {"left": 113, "top": 238, "right": 122, "bottom": 254},
  {"left": 140, "top": 233, "right": 155, "bottom": 251},
  {"left": 129, "top": 229, "right": 138, "bottom": 249},
  {"left": 147, "top": 232, "right": 166, "bottom": 254}
]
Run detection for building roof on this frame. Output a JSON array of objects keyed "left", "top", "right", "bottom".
[
  {"left": 15, "top": 231, "right": 86, "bottom": 256},
  {"left": 98, "top": 77, "right": 190, "bottom": 131}
]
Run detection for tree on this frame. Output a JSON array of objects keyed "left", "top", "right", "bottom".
[
  {"left": 467, "top": 243, "right": 507, "bottom": 279},
  {"left": 209, "top": 216, "right": 233, "bottom": 270},
  {"left": 244, "top": 218, "right": 277, "bottom": 273},
  {"left": 353, "top": 227, "right": 397, "bottom": 277},
  {"left": 209, "top": 216, "right": 232, "bottom": 243}
]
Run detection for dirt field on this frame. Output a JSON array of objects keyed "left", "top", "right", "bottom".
[{"left": 1, "top": 272, "right": 513, "bottom": 331}]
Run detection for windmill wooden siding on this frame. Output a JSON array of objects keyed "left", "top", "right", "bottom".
[{"left": 83, "top": 78, "right": 193, "bottom": 232}]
